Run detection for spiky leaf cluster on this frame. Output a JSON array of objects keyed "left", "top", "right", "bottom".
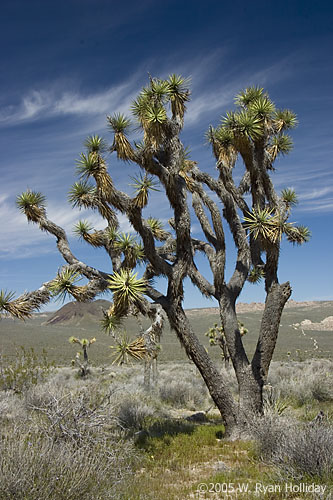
[
  {"left": 281, "top": 188, "right": 298, "bottom": 208},
  {"left": 209, "top": 87, "right": 297, "bottom": 171},
  {"left": 131, "top": 75, "right": 190, "bottom": 148},
  {"left": 114, "top": 233, "right": 144, "bottom": 268},
  {"left": 108, "top": 269, "right": 146, "bottom": 317},
  {"left": 243, "top": 207, "right": 282, "bottom": 245},
  {"left": 16, "top": 190, "right": 46, "bottom": 223},
  {"left": 244, "top": 207, "right": 310, "bottom": 248},
  {"left": 130, "top": 173, "right": 159, "bottom": 208},
  {"left": 73, "top": 221, "right": 106, "bottom": 247},
  {"left": 146, "top": 217, "right": 169, "bottom": 241},
  {"left": 273, "top": 109, "right": 298, "bottom": 132},
  {"left": 48, "top": 268, "right": 83, "bottom": 302},
  {"left": 285, "top": 225, "right": 311, "bottom": 245},
  {"left": 206, "top": 126, "right": 237, "bottom": 167},
  {"left": 110, "top": 333, "right": 147, "bottom": 365},
  {"left": 267, "top": 134, "right": 293, "bottom": 161},
  {"left": 107, "top": 113, "right": 134, "bottom": 161},
  {"left": 84, "top": 135, "right": 108, "bottom": 154},
  {"left": 247, "top": 267, "right": 265, "bottom": 284},
  {"left": 68, "top": 181, "right": 96, "bottom": 209},
  {"left": 0, "top": 289, "right": 46, "bottom": 319},
  {"left": 100, "top": 308, "right": 122, "bottom": 334},
  {"left": 76, "top": 144, "right": 113, "bottom": 199}
]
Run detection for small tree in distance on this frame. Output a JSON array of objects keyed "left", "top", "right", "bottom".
[{"left": 0, "top": 76, "right": 310, "bottom": 437}]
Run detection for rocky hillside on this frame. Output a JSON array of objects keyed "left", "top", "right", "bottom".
[{"left": 43, "top": 299, "right": 111, "bottom": 326}]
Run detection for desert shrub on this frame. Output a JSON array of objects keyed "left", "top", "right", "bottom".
[
  {"left": 253, "top": 415, "right": 333, "bottom": 482},
  {"left": 267, "top": 359, "right": 333, "bottom": 407},
  {"left": 158, "top": 379, "right": 207, "bottom": 408},
  {"left": 0, "top": 347, "right": 54, "bottom": 393},
  {"left": 0, "top": 380, "right": 139, "bottom": 500},
  {"left": 116, "top": 391, "right": 163, "bottom": 430},
  {"left": 263, "top": 385, "right": 290, "bottom": 416},
  {"left": 0, "top": 426, "right": 136, "bottom": 500},
  {"left": 25, "top": 383, "right": 120, "bottom": 445}
]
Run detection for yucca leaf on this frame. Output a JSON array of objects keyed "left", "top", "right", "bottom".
[
  {"left": 281, "top": 188, "right": 298, "bottom": 207},
  {"left": 234, "top": 86, "right": 264, "bottom": 107},
  {"left": 16, "top": 190, "right": 46, "bottom": 222},
  {"left": 84, "top": 135, "right": 108, "bottom": 154},
  {"left": 68, "top": 181, "right": 96, "bottom": 208}
]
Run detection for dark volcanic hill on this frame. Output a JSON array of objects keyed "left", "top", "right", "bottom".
[{"left": 44, "top": 299, "right": 111, "bottom": 326}]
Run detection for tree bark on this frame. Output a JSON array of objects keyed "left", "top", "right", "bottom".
[{"left": 164, "top": 302, "right": 238, "bottom": 436}]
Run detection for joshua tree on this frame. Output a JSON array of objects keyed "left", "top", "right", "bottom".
[
  {"left": 69, "top": 336, "right": 96, "bottom": 377},
  {"left": 0, "top": 76, "right": 310, "bottom": 437}
]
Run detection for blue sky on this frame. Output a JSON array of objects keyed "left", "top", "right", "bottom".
[{"left": 0, "top": 0, "right": 332, "bottom": 311}]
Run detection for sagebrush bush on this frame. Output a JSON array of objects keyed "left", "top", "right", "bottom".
[
  {"left": 253, "top": 415, "right": 333, "bottom": 482},
  {"left": 115, "top": 391, "right": 163, "bottom": 430},
  {"left": 0, "top": 380, "right": 139, "bottom": 500},
  {"left": 0, "top": 347, "right": 54, "bottom": 393},
  {"left": 268, "top": 359, "right": 333, "bottom": 407},
  {"left": 0, "top": 428, "right": 136, "bottom": 500}
]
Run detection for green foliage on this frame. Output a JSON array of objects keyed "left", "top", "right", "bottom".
[
  {"left": 243, "top": 206, "right": 281, "bottom": 244},
  {"left": 108, "top": 269, "right": 146, "bottom": 316},
  {"left": 73, "top": 220, "right": 93, "bottom": 239},
  {"left": 130, "top": 173, "right": 159, "bottom": 208},
  {"left": 100, "top": 310, "right": 122, "bottom": 334},
  {"left": 0, "top": 290, "right": 16, "bottom": 313},
  {"left": 274, "top": 108, "right": 298, "bottom": 131},
  {"left": 0, "top": 290, "right": 35, "bottom": 319},
  {"left": 84, "top": 134, "right": 108, "bottom": 154},
  {"left": 234, "top": 86, "right": 265, "bottom": 107},
  {"left": 0, "top": 346, "right": 53, "bottom": 392},
  {"left": 110, "top": 333, "right": 147, "bottom": 365},
  {"left": 48, "top": 268, "right": 82, "bottom": 302},
  {"left": 247, "top": 266, "right": 265, "bottom": 284},
  {"left": 76, "top": 152, "right": 98, "bottom": 177},
  {"left": 146, "top": 217, "right": 169, "bottom": 241},
  {"left": 16, "top": 190, "right": 46, "bottom": 222},
  {"left": 285, "top": 224, "right": 311, "bottom": 245},
  {"left": 68, "top": 181, "right": 96, "bottom": 208},
  {"left": 281, "top": 188, "right": 298, "bottom": 207}
]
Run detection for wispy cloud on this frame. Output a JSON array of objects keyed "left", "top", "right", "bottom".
[
  {"left": 0, "top": 195, "right": 132, "bottom": 260},
  {"left": 0, "top": 78, "right": 139, "bottom": 127}
]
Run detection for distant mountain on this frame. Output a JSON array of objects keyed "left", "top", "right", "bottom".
[
  {"left": 42, "top": 298, "right": 333, "bottom": 327},
  {"left": 43, "top": 299, "right": 111, "bottom": 326}
]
